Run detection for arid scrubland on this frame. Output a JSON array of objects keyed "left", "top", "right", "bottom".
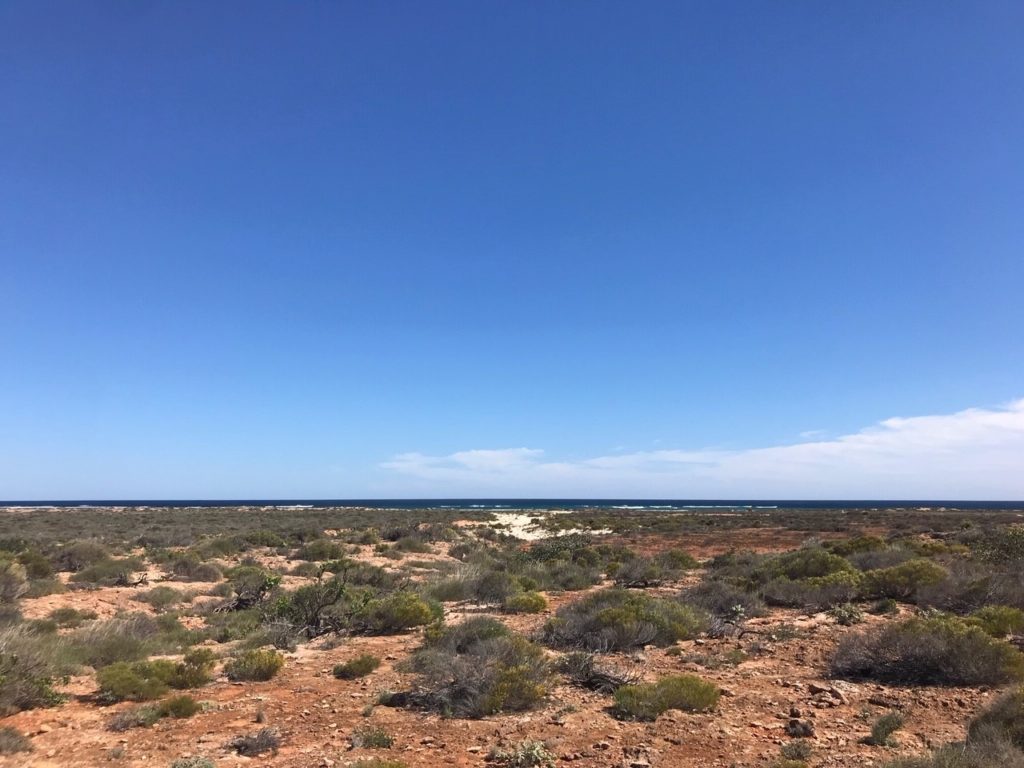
[{"left": 1, "top": 504, "right": 1024, "bottom": 767}]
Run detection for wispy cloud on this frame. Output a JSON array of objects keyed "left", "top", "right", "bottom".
[{"left": 380, "top": 400, "right": 1024, "bottom": 498}]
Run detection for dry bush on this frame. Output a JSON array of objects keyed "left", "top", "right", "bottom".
[
  {"left": 227, "top": 727, "right": 281, "bottom": 756},
  {"left": 386, "top": 617, "right": 552, "bottom": 718},
  {"left": 832, "top": 616, "right": 1024, "bottom": 686},
  {"left": 333, "top": 653, "right": 380, "bottom": 680},
  {"left": 0, "top": 726, "right": 32, "bottom": 755},
  {"left": 680, "top": 580, "right": 766, "bottom": 619},
  {"left": 0, "top": 625, "right": 67, "bottom": 714},
  {"left": 541, "top": 588, "right": 708, "bottom": 651}
]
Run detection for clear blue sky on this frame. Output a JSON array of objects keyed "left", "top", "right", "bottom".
[{"left": 2, "top": 2, "right": 1022, "bottom": 499}]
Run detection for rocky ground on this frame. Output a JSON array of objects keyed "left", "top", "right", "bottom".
[{"left": 0, "top": 523, "right": 999, "bottom": 768}]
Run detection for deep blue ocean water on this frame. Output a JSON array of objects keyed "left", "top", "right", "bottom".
[{"left": 2, "top": 498, "right": 1022, "bottom": 510}]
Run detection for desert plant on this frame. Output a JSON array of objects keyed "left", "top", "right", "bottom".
[
  {"left": 350, "top": 724, "right": 394, "bottom": 749},
  {"left": 865, "top": 712, "right": 905, "bottom": 746},
  {"left": 968, "top": 606, "right": 1024, "bottom": 638},
  {"left": 556, "top": 651, "right": 638, "bottom": 693},
  {"left": 389, "top": 617, "right": 552, "bottom": 718},
  {"left": 107, "top": 703, "right": 163, "bottom": 731},
  {"left": 968, "top": 687, "right": 1024, "bottom": 750},
  {"left": 170, "top": 758, "right": 216, "bottom": 768},
  {"left": 829, "top": 603, "right": 864, "bottom": 626},
  {"left": 136, "top": 586, "right": 189, "bottom": 612},
  {"left": 224, "top": 649, "right": 284, "bottom": 681},
  {"left": 488, "top": 740, "right": 556, "bottom": 767},
  {"left": 0, "top": 560, "right": 28, "bottom": 602},
  {"left": 0, "top": 625, "right": 67, "bottom": 714},
  {"left": 227, "top": 727, "right": 281, "bottom": 756},
  {"left": 781, "top": 740, "right": 813, "bottom": 761},
  {"left": 679, "top": 580, "right": 767, "bottom": 619},
  {"left": 334, "top": 653, "right": 381, "bottom": 680},
  {"left": 70, "top": 557, "right": 146, "bottom": 586},
  {"left": 0, "top": 726, "right": 32, "bottom": 755},
  {"left": 831, "top": 616, "right": 1024, "bottom": 686},
  {"left": 49, "top": 607, "right": 98, "bottom": 628},
  {"left": 541, "top": 588, "right": 707, "bottom": 651},
  {"left": 96, "top": 660, "right": 178, "bottom": 703},
  {"left": 502, "top": 591, "right": 547, "bottom": 614},
  {"left": 352, "top": 591, "right": 440, "bottom": 634},
  {"left": 611, "top": 674, "right": 720, "bottom": 720},
  {"left": 863, "top": 559, "right": 948, "bottom": 601}
]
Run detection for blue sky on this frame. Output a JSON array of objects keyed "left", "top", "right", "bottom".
[{"left": 2, "top": 2, "right": 1022, "bottom": 499}]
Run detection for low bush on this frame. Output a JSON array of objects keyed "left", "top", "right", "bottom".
[
  {"left": 828, "top": 603, "right": 864, "bottom": 626},
  {"left": 96, "top": 660, "right": 176, "bottom": 703},
  {"left": 352, "top": 591, "right": 440, "bottom": 634},
  {"left": 167, "top": 552, "right": 223, "bottom": 582},
  {"left": 0, "top": 726, "right": 32, "bottom": 755},
  {"left": 350, "top": 760, "right": 407, "bottom": 768},
  {"left": 488, "top": 740, "right": 556, "bottom": 767},
  {"left": 0, "top": 625, "right": 67, "bottom": 714},
  {"left": 171, "top": 758, "right": 216, "bottom": 768},
  {"left": 611, "top": 674, "right": 720, "bottom": 720},
  {"left": 49, "top": 607, "right": 98, "bottom": 628},
  {"left": 613, "top": 550, "right": 697, "bottom": 588},
  {"left": 108, "top": 694, "right": 202, "bottom": 731},
  {"left": 679, "top": 580, "right": 766, "bottom": 620},
  {"left": 0, "top": 560, "right": 28, "bottom": 602},
  {"left": 863, "top": 560, "right": 948, "bottom": 601},
  {"left": 541, "top": 589, "right": 708, "bottom": 651},
  {"left": 758, "top": 548, "right": 855, "bottom": 582},
  {"left": 865, "top": 712, "right": 904, "bottom": 746},
  {"left": 968, "top": 687, "right": 1024, "bottom": 750},
  {"left": 70, "top": 557, "right": 146, "bottom": 586},
  {"left": 557, "top": 651, "right": 638, "bottom": 693},
  {"left": 968, "top": 606, "right": 1024, "bottom": 638},
  {"left": 781, "top": 741, "right": 813, "bottom": 761},
  {"left": 295, "top": 539, "right": 347, "bottom": 561},
  {"left": 334, "top": 654, "right": 381, "bottom": 680},
  {"left": 71, "top": 614, "right": 161, "bottom": 667},
  {"left": 762, "top": 570, "right": 864, "bottom": 610},
  {"left": 224, "top": 649, "right": 284, "bottom": 682},
  {"left": 227, "top": 727, "right": 281, "bottom": 756},
  {"left": 389, "top": 617, "right": 552, "bottom": 718},
  {"left": 831, "top": 616, "right": 1024, "bottom": 686},
  {"left": 350, "top": 724, "right": 394, "bottom": 749},
  {"left": 159, "top": 694, "right": 203, "bottom": 718},
  {"left": 54, "top": 540, "right": 110, "bottom": 572},
  {"left": 502, "top": 591, "right": 547, "bottom": 614},
  {"left": 136, "top": 586, "right": 189, "bottom": 612}
]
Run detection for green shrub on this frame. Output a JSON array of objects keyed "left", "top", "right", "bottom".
[
  {"left": 863, "top": 559, "right": 948, "bottom": 601},
  {"left": 865, "top": 712, "right": 905, "bottom": 746},
  {"left": 762, "top": 570, "right": 864, "bottom": 610},
  {"left": 0, "top": 726, "right": 32, "bottom": 754},
  {"left": 295, "top": 539, "right": 346, "bottom": 561},
  {"left": 350, "top": 724, "right": 394, "bottom": 749},
  {"left": 158, "top": 694, "right": 202, "bottom": 718},
  {"left": 24, "top": 577, "right": 66, "bottom": 598},
  {"left": 350, "top": 760, "right": 407, "bottom": 768},
  {"left": 759, "top": 548, "right": 854, "bottom": 582},
  {"left": 831, "top": 616, "right": 1024, "bottom": 686},
  {"left": 613, "top": 550, "right": 697, "bottom": 587},
  {"left": 205, "top": 608, "right": 262, "bottom": 643},
  {"left": 0, "top": 626, "right": 67, "bottom": 714},
  {"left": 167, "top": 648, "right": 217, "bottom": 688},
  {"left": 96, "top": 660, "right": 177, "bottom": 703},
  {"left": 16, "top": 550, "right": 53, "bottom": 579},
  {"left": 353, "top": 591, "right": 440, "bottom": 634},
  {"left": 167, "top": 552, "right": 223, "bottom": 582},
  {"left": 502, "top": 591, "right": 547, "bottom": 614},
  {"left": 968, "top": 606, "right": 1024, "bottom": 638},
  {"left": 334, "top": 654, "right": 381, "bottom": 680},
  {"left": 612, "top": 674, "right": 720, "bottom": 720},
  {"left": 224, "top": 649, "right": 284, "bottom": 682},
  {"left": 541, "top": 588, "right": 708, "bottom": 651}
]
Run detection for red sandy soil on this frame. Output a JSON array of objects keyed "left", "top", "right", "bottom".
[{"left": 1, "top": 531, "right": 997, "bottom": 768}]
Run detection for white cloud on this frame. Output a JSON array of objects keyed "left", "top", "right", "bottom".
[{"left": 380, "top": 399, "right": 1024, "bottom": 498}]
